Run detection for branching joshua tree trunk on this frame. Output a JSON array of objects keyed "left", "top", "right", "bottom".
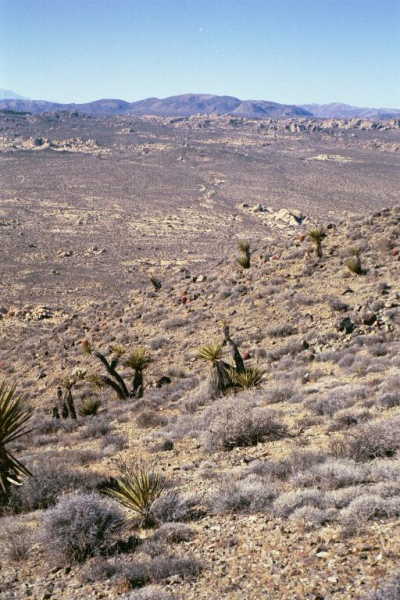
[
  {"left": 92, "top": 350, "right": 130, "bottom": 398},
  {"left": 223, "top": 324, "right": 245, "bottom": 373},
  {"left": 83, "top": 342, "right": 152, "bottom": 400}
]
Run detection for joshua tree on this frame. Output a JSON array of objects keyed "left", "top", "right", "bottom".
[
  {"left": 60, "top": 376, "right": 78, "bottom": 419},
  {"left": 199, "top": 324, "right": 247, "bottom": 397},
  {"left": 53, "top": 369, "right": 86, "bottom": 419},
  {"left": 222, "top": 323, "right": 245, "bottom": 373},
  {"left": 308, "top": 228, "right": 326, "bottom": 259},
  {"left": 198, "top": 343, "right": 232, "bottom": 397},
  {"left": 83, "top": 341, "right": 152, "bottom": 399},
  {"left": 0, "top": 381, "right": 32, "bottom": 501},
  {"left": 125, "top": 349, "right": 152, "bottom": 398}
]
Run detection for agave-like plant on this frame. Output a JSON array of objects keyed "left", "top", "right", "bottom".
[
  {"left": 103, "top": 467, "right": 165, "bottom": 527},
  {"left": 0, "top": 381, "right": 32, "bottom": 498},
  {"left": 198, "top": 344, "right": 223, "bottom": 363},
  {"left": 308, "top": 228, "right": 326, "bottom": 258},
  {"left": 229, "top": 367, "right": 265, "bottom": 390}
]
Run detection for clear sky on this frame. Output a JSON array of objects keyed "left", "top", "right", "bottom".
[{"left": 1, "top": 0, "right": 399, "bottom": 107}]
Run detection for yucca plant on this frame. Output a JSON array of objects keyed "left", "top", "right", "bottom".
[
  {"left": 222, "top": 323, "right": 245, "bottom": 373},
  {"left": 229, "top": 367, "right": 265, "bottom": 390},
  {"left": 0, "top": 381, "right": 32, "bottom": 500},
  {"left": 236, "top": 240, "right": 251, "bottom": 269},
  {"left": 199, "top": 343, "right": 232, "bottom": 397},
  {"left": 79, "top": 397, "right": 101, "bottom": 416},
  {"left": 198, "top": 344, "right": 223, "bottom": 363},
  {"left": 308, "top": 228, "right": 326, "bottom": 258},
  {"left": 84, "top": 341, "right": 152, "bottom": 400},
  {"left": 346, "top": 252, "right": 363, "bottom": 275},
  {"left": 58, "top": 375, "right": 79, "bottom": 419},
  {"left": 238, "top": 240, "right": 250, "bottom": 254},
  {"left": 125, "top": 348, "right": 152, "bottom": 399},
  {"left": 103, "top": 467, "right": 165, "bottom": 527},
  {"left": 237, "top": 253, "right": 251, "bottom": 269}
]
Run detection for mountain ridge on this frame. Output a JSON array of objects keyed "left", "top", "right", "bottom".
[{"left": 1, "top": 92, "right": 400, "bottom": 119}]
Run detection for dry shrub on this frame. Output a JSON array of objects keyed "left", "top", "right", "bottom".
[
  {"left": 40, "top": 492, "right": 124, "bottom": 564},
  {"left": 201, "top": 399, "right": 287, "bottom": 452}
]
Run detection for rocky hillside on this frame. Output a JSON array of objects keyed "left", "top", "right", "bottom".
[{"left": 2, "top": 207, "right": 400, "bottom": 599}]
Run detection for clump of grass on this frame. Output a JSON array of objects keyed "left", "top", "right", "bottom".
[{"left": 4, "top": 524, "right": 32, "bottom": 561}]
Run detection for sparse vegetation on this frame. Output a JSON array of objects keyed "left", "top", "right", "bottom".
[{"left": 2, "top": 110, "right": 400, "bottom": 599}]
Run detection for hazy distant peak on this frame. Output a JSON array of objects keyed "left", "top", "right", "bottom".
[{"left": 0, "top": 89, "right": 28, "bottom": 100}]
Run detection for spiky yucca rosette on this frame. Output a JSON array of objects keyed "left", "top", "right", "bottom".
[{"left": 0, "top": 381, "right": 32, "bottom": 497}]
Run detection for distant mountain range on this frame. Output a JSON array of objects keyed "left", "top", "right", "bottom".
[
  {"left": 300, "top": 102, "right": 400, "bottom": 120},
  {"left": 0, "top": 89, "right": 27, "bottom": 100},
  {"left": 1, "top": 90, "right": 399, "bottom": 120}
]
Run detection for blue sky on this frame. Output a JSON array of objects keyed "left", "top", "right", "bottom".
[{"left": 1, "top": 0, "right": 399, "bottom": 107}]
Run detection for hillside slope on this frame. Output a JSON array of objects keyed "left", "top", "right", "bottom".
[{"left": 2, "top": 207, "right": 400, "bottom": 599}]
